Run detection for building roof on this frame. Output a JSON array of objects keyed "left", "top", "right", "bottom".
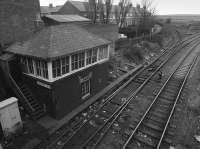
[
  {"left": 79, "top": 24, "right": 118, "bottom": 42},
  {"left": 5, "top": 25, "right": 110, "bottom": 59},
  {"left": 43, "top": 14, "right": 90, "bottom": 23},
  {"left": 69, "top": 1, "right": 89, "bottom": 12},
  {"left": 40, "top": 5, "right": 62, "bottom": 14},
  {"left": 56, "top": 1, "right": 143, "bottom": 16}
]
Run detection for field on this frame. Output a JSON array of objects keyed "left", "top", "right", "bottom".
[{"left": 158, "top": 14, "right": 200, "bottom": 23}]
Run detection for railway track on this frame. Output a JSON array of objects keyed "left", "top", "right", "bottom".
[
  {"left": 36, "top": 34, "right": 200, "bottom": 149},
  {"left": 75, "top": 37, "right": 200, "bottom": 149},
  {"left": 122, "top": 53, "right": 198, "bottom": 149}
]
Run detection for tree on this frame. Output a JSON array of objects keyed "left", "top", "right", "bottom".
[
  {"left": 88, "top": 0, "right": 98, "bottom": 23},
  {"left": 115, "top": 0, "right": 132, "bottom": 28},
  {"left": 88, "top": 0, "right": 113, "bottom": 24},
  {"left": 114, "top": 5, "right": 120, "bottom": 25},
  {"left": 138, "top": 0, "right": 157, "bottom": 34},
  {"left": 98, "top": 0, "right": 105, "bottom": 23},
  {"left": 105, "top": 0, "right": 113, "bottom": 23}
]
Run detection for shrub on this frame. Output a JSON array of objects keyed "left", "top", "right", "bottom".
[
  {"left": 166, "top": 18, "right": 171, "bottom": 24},
  {"left": 123, "top": 46, "right": 144, "bottom": 63}
]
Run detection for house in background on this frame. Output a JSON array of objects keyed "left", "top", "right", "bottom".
[
  {"left": 42, "top": 14, "right": 91, "bottom": 26},
  {"left": 56, "top": 1, "right": 89, "bottom": 18},
  {"left": 40, "top": 1, "right": 144, "bottom": 28},
  {"left": 110, "top": 4, "right": 144, "bottom": 27},
  {"left": 2, "top": 25, "right": 111, "bottom": 119},
  {"left": 40, "top": 4, "right": 62, "bottom": 16}
]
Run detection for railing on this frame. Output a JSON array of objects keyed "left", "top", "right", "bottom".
[{"left": 8, "top": 74, "right": 35, "bottom": 112}]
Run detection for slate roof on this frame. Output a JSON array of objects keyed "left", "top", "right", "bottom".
[
  {"left": 6, "top": 25, "right": 110, "bottom": 59},
  {"left": 79, "top": 24, "right": 118, "bottom": 42},
  {"left": 69, "top": 1, "right": 89, "bottom": 12},
  {"left": 44, "top": 14, "right": 90, "bottom": 23}
]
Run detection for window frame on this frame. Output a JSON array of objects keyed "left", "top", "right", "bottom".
[
  {"left": 81, "top": 79, "right": 91, "bottom": 99},
  {"left": 21, "top": 56, "right": 49, "bottom": 79},
  {"left": 98, "top": 46, "right": 108, "bottom": 60},
  {"left": 52, "top": 55, "right": 70, "bottom": 78}
]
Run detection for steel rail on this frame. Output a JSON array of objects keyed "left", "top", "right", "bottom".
[
  {"left": 78, "top": 36, "right": 200, "bottom": 149},
  {"left": 156, "top": 56, "right": 198, "bottom": 149},
  {"left": 122, "top": 39, "right": 200, "bottom": 149}
]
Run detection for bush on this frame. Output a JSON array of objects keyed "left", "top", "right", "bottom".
[
  {"left": 123, "top": 46, "right": 144, "bottom": 63},
  {"left": 166, "top": 18, "right": 171, "bottom": 24}
]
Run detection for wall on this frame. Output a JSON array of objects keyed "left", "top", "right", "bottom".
[
  {"left": 22, "top": 75, "right": 54, "bottom": 116},
  {"left": 20, "top": 61, "right": 109, "bottom": 119},
  {"left": 52, "top": 61, "right": 109, "bottom": 119},
  {"left": 0, "top": 0, "right": 41, "bottom": 46}
]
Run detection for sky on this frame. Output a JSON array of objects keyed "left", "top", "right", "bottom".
[{"left": 39, "top": 0, "right": 200, "bottom": 15}]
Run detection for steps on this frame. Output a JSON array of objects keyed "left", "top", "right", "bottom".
[{"left": 17, "top": 82, "right": 46, "bottom": 120}]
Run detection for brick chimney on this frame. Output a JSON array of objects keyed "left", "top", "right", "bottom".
[{"left": 49, "top": 3, "right": 53, "bottom": 8}]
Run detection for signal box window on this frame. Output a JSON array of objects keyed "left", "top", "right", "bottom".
[{"left": 81, "top": 79, "right": 90, "bottom": 99}]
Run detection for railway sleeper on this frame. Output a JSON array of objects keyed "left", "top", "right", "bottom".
[
  {"left": 157, "top": 99, "right": 174, "bottom": 105},
  {"left": 102, "top": 104, "right": 119, "bottom": 113},
  {"left": 144, "top": 117, "right": 167, "bottom": 127},
  {"left": 93, "top": 117, "right": 107, "bottom": 126},
  {"left": 148, "top": 111, "right": 167, "bottom": 121},
  {"left": 110, "top": 97, "right": 127, "bottom": 105},
  {"left": 134, "top": 79, "right": 145, "bottom": 84},
  {"left": 146, "top": 116, "right": 166, "bottom": 125},
  {"left": 134, "top": 133, "right": 158, "bottom": 148},
  {"left": 146, "top": 95, "right": 156, "bottom": 100},
  {"left": 161, "top": 91, "right": 177, "bottom": 100},
  {"left": 151, "top": 107, "right": 170, "bottom": 115},
  {"left": 163, "top": 135, "right": 173, "bottom": 145},
  {"left": 142, "top": 120, "right": 164, "bottom": 132},
  {"left": 98, "top": 110, "right": 113, "bottom": 118},
  {"left": 166, "top": 129, "right": 175, "bottom": 137},
  {"left": 138, "top": 74, "right": 150, "bottom": 78},
  {"left": 176, "top": 66, "right": 190, "bottom": 73},
  {"left": 175, "top": 70, "right": 188, "bottom": 76},
  {"left": 159, "top": 94, "right": 177, "bottom": 100},
  {"left": 164, "top": 89, "right": 178, "bottom": 95},
  {"left": 155, "top": 104, "right": 171, "bottom": 111},
  {"left": 166, "top": 83, "right": 181, "bottom": 89},
  {"left": 128, "top": 84, "right": 141, "bottom": 90},
  {"left": 138, "top": 126, "right": 162, "bottom": 140}
]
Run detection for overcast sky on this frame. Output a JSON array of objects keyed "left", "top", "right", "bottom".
[{"left": 39, "top": 0, "right": 200, "bottom": 15}]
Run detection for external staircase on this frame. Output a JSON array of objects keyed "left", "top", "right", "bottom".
[
  {"left": 9, "top": 74, "right": 45, "bottom": 120},
  {"left": 17, "top": 81, "right": 46, "bottom": 120}
]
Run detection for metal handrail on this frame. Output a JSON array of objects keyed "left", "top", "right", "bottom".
[{"left": 8, "top": 74, "right": 35, "bottom": 112}]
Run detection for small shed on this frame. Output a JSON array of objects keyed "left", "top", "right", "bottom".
[
  {"left": 0, "top": 97, "right": 22, "bottom": 138},
  {"left": 42, "top": 14, "right": 91, "bottom": 26}
]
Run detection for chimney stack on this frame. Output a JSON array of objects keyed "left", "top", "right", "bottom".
[{"left": 49, "top": 3, "right": 53, "bottom": 8}]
